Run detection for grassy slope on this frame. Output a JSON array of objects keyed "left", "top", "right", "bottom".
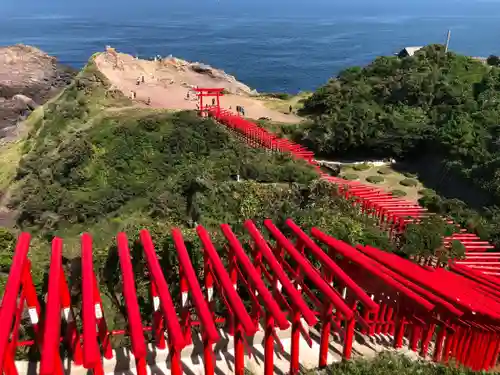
[
  {"left": 319, "top": 353, "right": 478, "bottom": 375},
  {"left": 339, "top": 164, "right": 427, "bottom": 203},
  {"left": 10, "top": 58, "right": 320, "bottom": 255},
  {"left": 258, "top": 91, "right": 312, "bottom": 113}
]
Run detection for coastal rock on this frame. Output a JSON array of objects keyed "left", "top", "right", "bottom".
[
  {"left": 0, "top": 44, "right": 76, "bottom": 138},
  {"left": 189, "top": 62, "right": 257, "bottom": 95},
  {"left": 12, "top": 94, "right": 38, "bottom": 111}
]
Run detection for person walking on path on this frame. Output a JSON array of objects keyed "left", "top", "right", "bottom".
[{"left": 289, "top": 105, "right": 293, "bottom": 113}]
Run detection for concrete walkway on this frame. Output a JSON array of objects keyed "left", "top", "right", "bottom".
[{"left": 15, "top": 325, "right": 420, "bottom": 375}]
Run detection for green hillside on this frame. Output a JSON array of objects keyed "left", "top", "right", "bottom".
[{"left": 296, "top": 44, "right": 500, "bottom": 247}]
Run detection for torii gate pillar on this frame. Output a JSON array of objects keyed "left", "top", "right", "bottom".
[{"left": 194, "top": 88, "right": 224, "bottom": 117}]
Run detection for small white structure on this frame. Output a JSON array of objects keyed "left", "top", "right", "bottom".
[{"left": 397, "top": 46, "right": 423, "bottom": 58}]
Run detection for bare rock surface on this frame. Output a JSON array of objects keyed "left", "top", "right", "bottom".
[
  {"left": 0, "top": 44, "right": 76, "bottom": 138},
  {"left": 94, "top": 48, "right": 300, "bottom": 123}
]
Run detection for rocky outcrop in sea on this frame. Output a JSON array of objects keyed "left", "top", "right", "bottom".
[{"left": 0, "top": 44, "right": 76, "bottom": 139}]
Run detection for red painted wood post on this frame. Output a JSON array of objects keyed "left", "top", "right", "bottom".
[
  {"left": 93, "top": 273, "right": 113, "bottom": 360},
  {"left": 171, "top": 228, "right": 219, "bottom": 375},
  {"left": 442, "top": 326, "right": 455, "bottom": 363},
  {"left": 116, "top": 233, "right": 148, "bottom": 375},
  {"left": 454, "top": 327, "right": 466, "bottom": 366},
  {"left": 393, "top": 315, "right": 406, "bottom": 349},
  {"left": 179, "top": 261, "right": 192, "bottom": 345},
  {"left": 420, "top": 323, "right": 435, "bottom": 358},
  {"left": 21, "top": 261, "right": 43, "bottom": 344},
  {"left": 450, "top": 326, "right": 461, "bottom": 360},
  {"left": 382, "top": 307, "right": 394, "bottom": 335},
  {"left": 6, "top": 289, "right": 26, "bottom": 375},
  {"left": 59, "top": 265, "right": 83, "bottom": 366},
  {"left": 3, "top": 351, "right": 18, "bottom": 375},
  {"left": 204, "top": 254, "right": 214, "bottom": 319},
  {"left": 461, "top": 328, "right": 474, "bottom": 367},
  {"left": 290, "top": 307, "right": 301, "bottom": 375},
  {"left": 433, "top": 325, "right": 446, "bottom": 362},
  {"left": 484, "top": 333, "right": 497, "bottom": 370},
  {"left": 319, "top": 262, "right": 333, "bottom": 367},
  {"left": 203, "top": 334, "right": 215, "bottom": 375},
  {"left": 290, "top": 237, "right": 305, "bottom": 375},
  {"left": 40, "top": 237, "right": 64, "bottom": 375},
  {"left": 0, "top": 233, "right": 30, "bottom": 375},
  {"left": 319, "top": 305, "right": 334, "bottom": 366},
  {"left": 343, "top": 317, "right": 356, "bottom": 360},
  {"left": 375, "top": 303, "right": 387, "bottom": 334},
  {"left": 488, "top": 339, "right": 500, "bottom": 369},
  {"left": 409, "top": 324, "right": 421, "bottom": 352},
  {"left": 264, "top": 311, "right": 275, "bottom": 375},
  {"left": 151, "top": 281, "right": 166, "bottom": 349},
  {"left": 251, "top": 241, "right": 263, "bottom": 326},
  {"left": 464, "top": 330, "right": 477, "bottom": 368},
  {"left": 234, "top": 322, "right": 245, "bottom": 375},
  {"left": 216, "top": 93, "right": 221, "bottom": 116},
  {"left": 81, "top": 234, "right": 104, "bottom": 375}
]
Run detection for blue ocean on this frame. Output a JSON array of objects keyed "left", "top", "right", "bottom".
[{"left": 1, "top": 0, "right": 500, "bottom": 93}]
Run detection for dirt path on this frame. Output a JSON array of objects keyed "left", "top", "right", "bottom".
[{"left": 94, "top": 50, "right": 302, "bottom": 123}]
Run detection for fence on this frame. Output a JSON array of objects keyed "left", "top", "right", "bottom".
[
  {"left": 207, "top": 106, "right": 500, "bottom": 276},
  {"left": 2, "top": 220, "right": 500, "bottom": 374}
]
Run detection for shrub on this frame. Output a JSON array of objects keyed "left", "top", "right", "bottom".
[
  {"left": 391, "top": 189, "right": 407, "bottom": 197},
  {"left": 366, "top": 175, "right": 384, "bottom": 184},
  {"left": 352, "top": 163, "right": 371, "bottom": 171},
  {"left": 487, "top": 55, "right": 500, "bottom": 67},
  {"left": 400, "top": 178, "right": 418, "bottom": 187},
  {"left": 419, "top": 188, "right": 436, "bottom": 196},
  {"left": 402, "top": 171, "right": 418, "bottom": 178},
  {"left": 0, "top": 228, "right": 15, "bottom": 271},
  {"left": 261, "top": 92, "right": 291, "bottom": 100},
  {"left": 328, "top": 352, "right": 478, "bottom": 375},
  {"left": 342, "top": 173, "right": 359, "bottom": 180},
  {"left": 377, "top": 167, "right": 392, "bottom": 175}
]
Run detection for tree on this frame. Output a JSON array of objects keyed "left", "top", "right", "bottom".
[
  {"left": 0, "top": 228, "right": 15, "bottom": 272},
  {"left": 486, "top": 55, "right": 500, "bottom": 67},
  {"left": 295, "top": 44, "right": 500, "bottom": 248}
]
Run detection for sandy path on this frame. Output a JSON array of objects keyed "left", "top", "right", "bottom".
[{"left": 95, "top": 51, "right": 301, "bottom": 123}]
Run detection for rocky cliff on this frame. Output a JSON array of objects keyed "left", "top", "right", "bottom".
[{"left": 0, "top": 44, "right": 76, "bottom": 140}]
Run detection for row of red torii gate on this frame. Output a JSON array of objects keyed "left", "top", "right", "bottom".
[{"left": 1, "top": 89, "right": 500, "bottom": 375}]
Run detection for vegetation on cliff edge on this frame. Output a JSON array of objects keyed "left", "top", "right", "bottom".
[{"left": 296, "top": 44, "right": 500, "bottom": 248}]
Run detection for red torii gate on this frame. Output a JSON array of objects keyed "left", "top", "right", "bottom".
[
  {"left": 194, "top": 88, "right": 224, "bottom": 117},
  {"left": 2, "top": 220, "right": 500, "bottom": 375}
]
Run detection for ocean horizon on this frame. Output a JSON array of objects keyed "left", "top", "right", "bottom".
[{"left": 2, "top": 0, "right": 500, "bottom": 93}]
